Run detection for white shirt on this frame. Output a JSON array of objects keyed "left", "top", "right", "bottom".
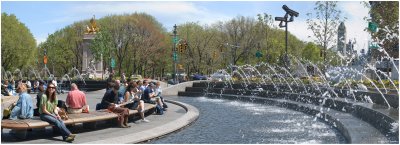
[
  {"left": 52, "top": 80, "right": 57, "bottom": 87},
  {"left": 26, "top": 81, "right": 31, "bottom": 88}
]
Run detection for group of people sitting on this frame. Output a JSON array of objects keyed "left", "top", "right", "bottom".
[
  {"left": 3, "top": 79, "right": 167, "bottom": 142},
  {"left": 5, "top": 82, "right": 78, "bottom": 142},
  {"left": 1, "top": 78, "right": 61, "bottom": 97},
  {"left": 97, "top": 79, "right": 167, "bottom": 128}
]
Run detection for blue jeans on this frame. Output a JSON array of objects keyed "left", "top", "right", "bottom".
[{"left": 40, "top": 114, "right": 71, "bottom": 139}]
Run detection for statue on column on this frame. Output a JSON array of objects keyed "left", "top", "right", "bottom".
[{"left": 85, "top": 15, "right": 100, "bottom": 34}]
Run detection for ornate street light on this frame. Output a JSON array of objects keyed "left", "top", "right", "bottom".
[{"left": 275, "top": 5, "right": 299, "bottom": 69}]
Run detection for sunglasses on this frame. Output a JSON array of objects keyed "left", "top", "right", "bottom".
[{"left": 48, "top": 87, "right": 56, "bottom": 89}]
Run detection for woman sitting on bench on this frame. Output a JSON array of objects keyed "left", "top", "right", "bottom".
[
  {"left": 39, "top": 83, "right": 76, "bottom": 142},
  {"left": 124, "top": 81, "right": 149, "bottom": 123}
]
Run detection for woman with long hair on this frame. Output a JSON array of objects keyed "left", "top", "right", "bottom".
[
  {"left": 39, "top": 83, "right": 76, "bottom": 142},
  {"left": 124, "top": 81, "right": 149, "bottom": 123}
]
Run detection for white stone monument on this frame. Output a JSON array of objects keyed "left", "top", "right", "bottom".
[{"left": 81, "top": 15, "right": 103, "bottom": 78}]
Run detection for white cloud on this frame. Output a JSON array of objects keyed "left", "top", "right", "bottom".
[
  {"left": 46, "top": 2, "right": 231, "bottom": 30},
  {"left": 287, "top": 19, "right": 313, "bottom": 42}
]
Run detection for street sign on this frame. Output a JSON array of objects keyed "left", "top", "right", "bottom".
[
  {"left": 43, "top": 56, "right": 48, "bottom": 64},
  {"left": 255, "top": 50, "right": 263, "bottom": 58},
  {"left": 111, "top": 58, "right": 116, "bottom": 68},
  {"left": 173, "top": 37, "right": 179, "bottom": 43},
  {"left": 368, "top": 22, "right": 378, "bottom": 33},
  {"left": 173, "top": 52, "right": 178, "bottom": 61}
]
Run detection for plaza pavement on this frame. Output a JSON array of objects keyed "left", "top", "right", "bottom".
[{"left": 1, "top": 86, "right": 199, "bottom": 144}]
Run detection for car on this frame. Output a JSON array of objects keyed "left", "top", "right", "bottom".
[
  {"left": 192, "top": 74, "right": 207, "bottom": 80},
  {"left": 130, "top": 75, "right": 143, "bottom": 81},
  {"left": 211, "top": 70, "right": 231, "bottom": 81}
]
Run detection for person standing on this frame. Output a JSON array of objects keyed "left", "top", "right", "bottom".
[
  {"left": 52, "top": 78, "right": 59, "bottom": 94},
  {"left": 39, "top": 83, "right": 76, "bottom": 142},
  {"left": 121, "top": 72, "right": 126, "bottom": 84},
  {"left": 26, "top": 80, "right": 32, "bottom": 93}
]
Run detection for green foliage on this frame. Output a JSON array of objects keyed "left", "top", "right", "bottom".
[
  {"left": 38, "top": 24, "right": 83, "bottom": 75},
  {"left": 87, "top": 13, "right": 166, "bottom": 77},
  {"left": 365, "top": 1, "right": 399, "bottom": 58},
  {"left": 1, "top": 12, "right": 37, "bottom": 71},
  {"left": 302, "top": 42, "right": 322, "bottom": 63},
  {"left": 35, "top": 11, "right": 322, "bottom": 78}
]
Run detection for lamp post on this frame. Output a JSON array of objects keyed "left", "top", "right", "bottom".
[
  {"left": 275, "top": 5, "right": 299, "bottom": 69},
  {"left": 172, "top": 24, "right": 178, "bottom": 84}
]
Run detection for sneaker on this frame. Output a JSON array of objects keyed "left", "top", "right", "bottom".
[
  {"left": 141, "top": 119, "right": 150, "bottom": 123},
  {"left": 65, "top": 134, "right": 76, "bottom": 142},
  {"left": 119, "top": 124, "right": 129, "bottom": 128},
  {"left": 123, "top": 123, "right": 131, "bottom": 128}
]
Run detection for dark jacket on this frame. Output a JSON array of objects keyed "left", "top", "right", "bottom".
[{"left": 99, "top": 89, "right": 118, "bottom": 109}]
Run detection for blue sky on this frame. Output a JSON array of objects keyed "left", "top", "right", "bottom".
[{"left": 1, "top": 1, "right": 370, "bottom": 52}]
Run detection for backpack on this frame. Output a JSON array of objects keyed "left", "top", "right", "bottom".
[
  {"left": 155, "top": 104, "right": 163, "bottom": 115},
  {"left": 57, "top": 100, "right": 68, "bottom": 111},
  {"left": 2, "top": 103, "right": 16, "bottom": 119}
]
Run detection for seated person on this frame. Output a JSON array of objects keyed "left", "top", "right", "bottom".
[
  {"left": 154, "top": 81, "right": 167, "bottom": 109},
  {"left": 9, "top": 83, "right": 34, "bottom": 120},
  {"left": 34, "top": 85, "right": 45, "bottom": 116},
  {"left": 142, "top": 83, "right": 164, "bottom": 110},
  {"left": 66, "top": 83, "right": 89, "bottom": 114},
  {"left": 33, "top": 80, "right": 39, "bottom": 93},
  {"left": 98, "top": 83, "right": 130, "bottom": 128},
  {"left": 39, "top": 83, "right": 76, "bottom": 142},
  {"left": 1, "top": 84, "right": 10, "bottom": 96},
  {"left": 124, "top": 81, "right": 149, "bottom": 123}
]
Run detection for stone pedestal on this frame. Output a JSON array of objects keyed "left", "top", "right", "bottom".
[{"left": 82, "top": 34, "right": 103, "bottom": 78}]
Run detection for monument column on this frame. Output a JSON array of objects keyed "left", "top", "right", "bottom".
[{"left": 81, "top": 15, "right": 103, "bottom": 78}]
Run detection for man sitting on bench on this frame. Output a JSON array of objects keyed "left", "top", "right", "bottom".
[{"left": 66, "top": 83, "right": 89, "bottom": 114}]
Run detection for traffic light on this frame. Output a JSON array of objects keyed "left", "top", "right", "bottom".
[
  {"left": 184, "top": 43, "right": 188, "bottom": 51},
  {"left": 178, "top": 43, "right": 183, "bottom": 53},
  {"left": 213, "top": 51, "right": 217, "bottom": 59}
]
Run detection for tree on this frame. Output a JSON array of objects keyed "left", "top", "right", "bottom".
[
  {"left": 306, "top": 1, "right": 345, "bottom": 61},
  {"left": 302, "top": 42, "right": 322, "bottom": 63},
  {"left": 365, "top": 1, "right": 399, "bottom": 59},
  {"left": 88, "top": 13, "right": 165, "bottom": 77},
  {"left": 222, "top": 16, "right": 258, "bottom": 66},
  {"left": 1, "top": 13, "right": 37, "bottom": 71},
  {"left": 256, "top": 13, "right": 276, "bottom": 63}
]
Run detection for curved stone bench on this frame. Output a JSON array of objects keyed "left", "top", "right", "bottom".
[{"left": 1, "top": 104, "right": 155, "bottom": 139}]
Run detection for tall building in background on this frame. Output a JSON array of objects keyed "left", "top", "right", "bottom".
[{"left": 337, "top": 22, "right": 347, "bottom": 56}]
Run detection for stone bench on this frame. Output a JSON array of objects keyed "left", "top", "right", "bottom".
[{"left": 1, "top": 104, "right": 155, "bottom": 139}]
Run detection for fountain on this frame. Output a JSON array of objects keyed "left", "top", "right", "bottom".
[{"left": 177, "top": 53, "right": 399, "bottom": 143}]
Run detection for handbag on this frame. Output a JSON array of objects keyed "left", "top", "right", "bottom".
[
  {"left": 3, "top": 103, "right": 16, "bottom": 119},
  {"left": 58, "top": 108, "right": 69, "bottom": 120}
]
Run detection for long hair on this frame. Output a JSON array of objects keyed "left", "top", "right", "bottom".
[
  {"left": 125, "top": 82, "right": 138, "bottom": 94},
  {"left": 45, "top": 83, "right": 57, "bottom": 103}
]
